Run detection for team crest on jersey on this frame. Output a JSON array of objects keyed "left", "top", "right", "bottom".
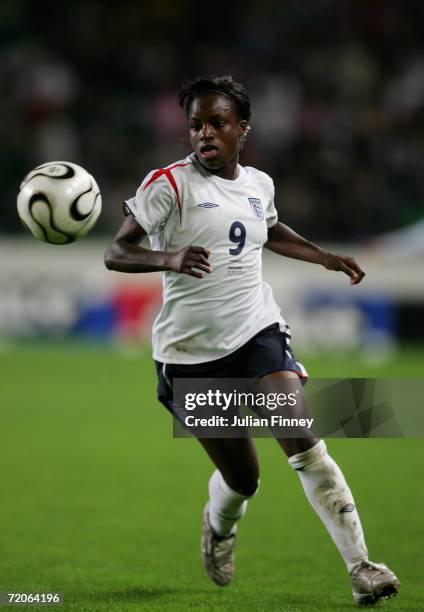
[
  {"left": 197, "top": 202, "right": 220, "bottom": 209},
  {"left": 248, "top": 197, "right": 264, "bottom": 221}
]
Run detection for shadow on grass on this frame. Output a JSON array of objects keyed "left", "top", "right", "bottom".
[
  {"left": 83, "top": 587, "right": 359, "bottom": 610},
  {"left": 85, "top": 586, "right": 211, "bottom": 603}
]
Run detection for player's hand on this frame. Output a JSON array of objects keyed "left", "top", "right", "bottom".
[
  {"left": 168, "top": 246, "right": 212, "bottom": 278},
  {"left": 321, "top": 252, "right": 365, "bottom": 285}
]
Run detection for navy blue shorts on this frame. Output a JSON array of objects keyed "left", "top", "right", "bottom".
[{"left": 155, "top": 323, "right": 308, "bottom": 416}]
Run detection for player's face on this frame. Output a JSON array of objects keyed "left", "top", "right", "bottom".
[{"left": 188, "top": 94, "right": 247, "bottom": 180}]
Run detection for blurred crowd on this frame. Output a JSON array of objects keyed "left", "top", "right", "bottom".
[{"left": 2, "top": 0, "right": 424, "bottom": 241}]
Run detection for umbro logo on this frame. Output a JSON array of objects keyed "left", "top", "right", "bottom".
[
  {"left": 197, "top": 202, "right": 220, "bottom": 209},
  {"left": 339, "top": 503, "right": 355, "bottom": 513}
]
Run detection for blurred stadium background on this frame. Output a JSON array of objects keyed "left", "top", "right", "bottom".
[
  {"left": 1, "top": 0, "right": 424, "bottom": 356},
  {"left": 1, "top": 1, "right": 423, "bottom": 609}
]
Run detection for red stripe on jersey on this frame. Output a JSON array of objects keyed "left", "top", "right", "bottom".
[{"left": 143, "top": 162, "right": 189, "bottom": 223}]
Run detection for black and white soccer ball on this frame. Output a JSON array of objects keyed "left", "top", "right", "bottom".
[{"left": 17, "top": 161, "right": 102, "bottom": 244}]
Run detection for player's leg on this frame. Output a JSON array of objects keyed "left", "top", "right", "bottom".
[
  {"left": 199, "top": 436, "right": 260, "bottom": 534},
  {"left": 259, "top": 371, "right": 369, "bottom": 572},
  {"left": 197, "top": 436, "right": 260, "bottom": 586},
  {"left": 199, "top": 437, "right": 260, "bottom": 497},
  {"left": 155, "top": 358, "right": 260, "bottom": 586},
  {"left": 158, "top": 358, "right": 259, "bottom": 536},
  {"left": 259, "top": 370, "right": 399, "bottom": 603},
  {"left": 265, "top": 370, "right": 369, "bottom": 571}
]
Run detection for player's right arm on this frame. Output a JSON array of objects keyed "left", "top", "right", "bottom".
[{"left": 104, "top": 215, "right": 212, "bottom": 278}]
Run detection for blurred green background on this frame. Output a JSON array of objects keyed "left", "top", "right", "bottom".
[{"left": 1, "top": 346, "right": 423, "bottom": 610}]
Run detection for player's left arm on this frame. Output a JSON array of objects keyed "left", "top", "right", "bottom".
[{"left": 264, "top": 222, "right": 365, "bottom": 285}]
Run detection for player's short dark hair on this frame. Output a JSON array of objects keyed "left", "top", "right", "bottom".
[{"left": 178, "top": 76, "right": 251, "bottom": 122}]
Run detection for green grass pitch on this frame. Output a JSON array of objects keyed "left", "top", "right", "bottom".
[{"left": 0, "top": 344, "right": 423, "bottom": 611}]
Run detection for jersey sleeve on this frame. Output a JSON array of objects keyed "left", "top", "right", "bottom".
[
  {"left": 124, "top": 170, "right": 174, "bottom": 235},
  {"left": 265, "top": 175, "right": 278, "bottom": 228}
]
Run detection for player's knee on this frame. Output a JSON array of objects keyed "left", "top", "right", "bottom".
[{"left": 230, "top": 475, "right": 260, "bottom": 498}]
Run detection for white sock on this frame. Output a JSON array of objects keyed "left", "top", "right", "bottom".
[
  {"left": 289, "top": 440, "right": 368, "bottom": 573},
  {"left": 208, "top": 470, "right": 257, "bottom": 537}
]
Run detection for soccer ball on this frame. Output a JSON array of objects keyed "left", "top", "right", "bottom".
[{"left": 17, "top": 161, "right": 102, "bottom": 244}]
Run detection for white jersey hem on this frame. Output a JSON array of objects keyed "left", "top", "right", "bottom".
[{"left": 152, "top": 315, "right": 286, "bottom": 365}]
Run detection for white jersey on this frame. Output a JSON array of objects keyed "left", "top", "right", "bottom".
[{"left": 125, "top": 153, "right": 287, "bottom": 364}]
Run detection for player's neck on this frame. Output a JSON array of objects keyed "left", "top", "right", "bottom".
[
  {"left": 196, "top": 155, "right": 240, "bottom": 181},
  {"left": 215, "top": 161, "right": 239, "bottom": 180}
]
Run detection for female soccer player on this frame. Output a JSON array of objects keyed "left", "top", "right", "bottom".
[{"left": 104, "top": 76, "right": 399, "bottom": 605}]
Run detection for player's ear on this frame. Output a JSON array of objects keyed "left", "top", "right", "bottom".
[
  {"left": 239, "top": 120, "right": 248, "bottom": 137},
  {"left": 239, "top": 121, "right": 251, "bottom": 150}
]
